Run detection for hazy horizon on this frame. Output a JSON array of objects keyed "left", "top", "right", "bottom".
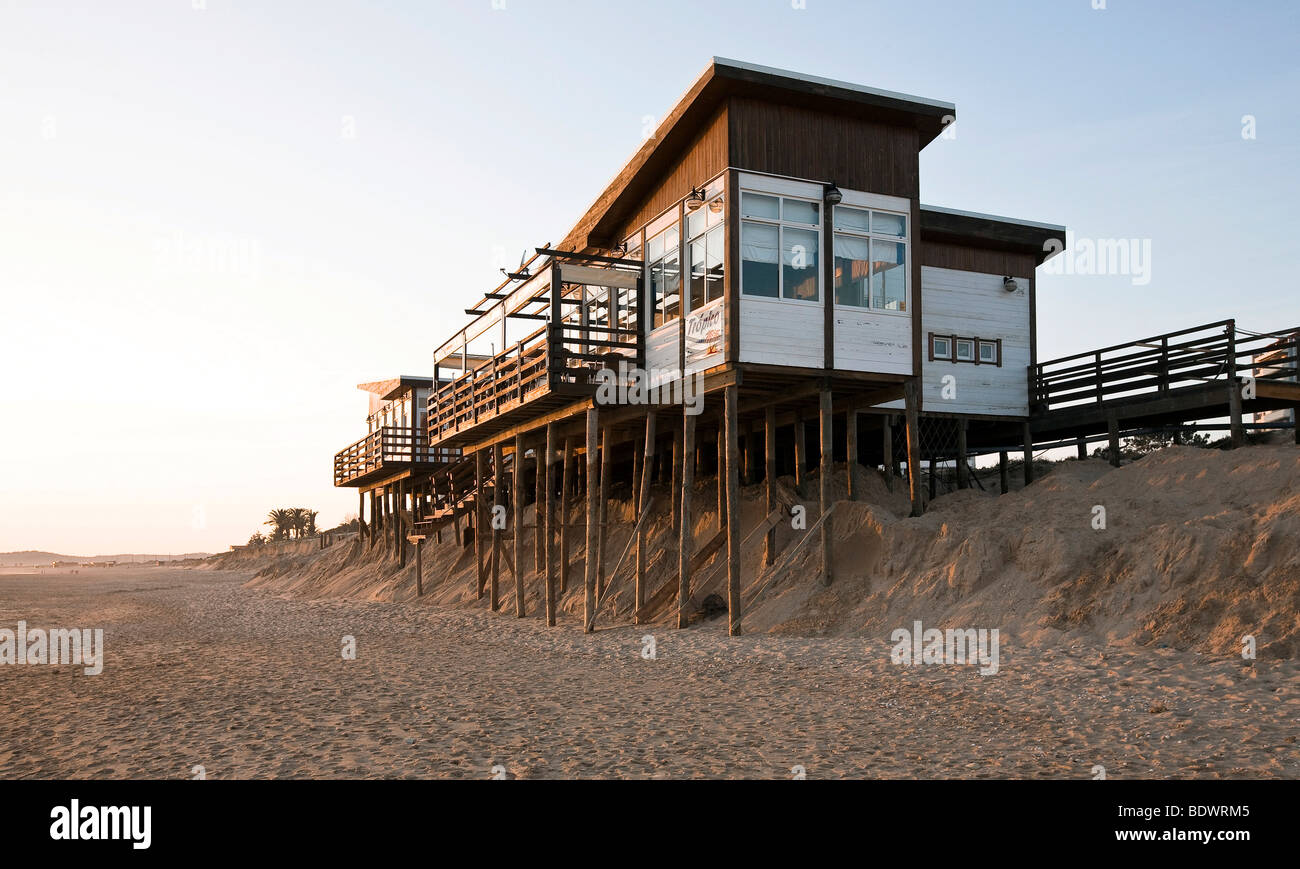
[{"left": 2, "top": 0, "right": 1296, "bottom": 553}]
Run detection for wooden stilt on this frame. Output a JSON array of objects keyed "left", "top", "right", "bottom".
[
  {"left": 513, "top": 434, "right": 526, "bottom": 618},
  {"left": 534, "top": 441, "right": 544, "bottom": 574},
  {"left": 414, "top": 537, "right": 423, "bottom": 597},
  {"left": 678, "top": 407, "right": 695, "bottom": 629},
  {"left": 671, "top": 427, "right": 682, "bottom": 531},
  {"left": 819, "top": 388, "right": 833, "bottom": 586},
  {"left": 583, "top": 409, "right": 599, "bottom": 633},
  {"left": 560, "top": 436, "right": 575, "bottom": 594},
  {"left": 929, "top": 456, "right": 937, "bottom": 500},
  {"left": 956, "top": 419, "right": 969, "bottom": 490},
  {"left": 490, "top": 441, "right": 503, "bottom": 612},
  {"left": 368, "top": 490, "right": 376, "bottom": 547},
  {"left": 1076, "top": 436, "right": 1088, "bottom": 460},
  {"left": 358, "top": 490, "right": 365, "bottom": 540},
  {"left": 475, "top": 451, "right": 486, "bottom": 598},
  {"left": 1228, "top": 381, "right": 1245, "bottom": 448},
  {"left": 742, "top": 419, "right": 755, "bottom": 486},
  {"left": 544, "top": 423, "right": 558, "bottom": 627},
  {"left": 1107, "top": 415, "right": 1121, "bottom": 468},
  {"left": 635, "top": 412, "right": 656, "bottom": 623},
  {"left": 882, "top": 415, "right": 894, "bottom": 493},
  {"left": 764, "top": 406, "right": 777, "bottom": 567},
  {"left": 632, "top": 435, "right": 643, "bottom": 509},
  {"left": 724, "top": 384, "right": 742, "bottom": 636},
  {"left": 845, "top": 404, "right": 858, "bottom": 501},
  {"left": 716, "top": 414, "right": 725, "bottom": 526},
  {"left": 597, "top": 424, "right": 611, "bottom": 598},
  {"left": 999, "top": 450, "right": 1009, "bottom": 495},
  {"left": 1023, "top": 422, "right": 1036, "bottom": 484},
  {"left": 904, "top": 379, "right": 923, "bottom": 517}
]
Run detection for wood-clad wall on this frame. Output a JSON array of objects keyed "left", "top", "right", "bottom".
[
  {"left": 727, "top": 97, "right": 920, "bottom": 200},
  {"left": 613, "top": 106, "right": 729, "bottom": 243},
  {"left": 921, "top": 241, "right": 1037, "bottom": 280}
]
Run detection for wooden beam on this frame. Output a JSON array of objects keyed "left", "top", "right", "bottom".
[
  {"left": 544, "top": 423, "right": 558, "bottom": 627},
  {"left": 534, "top": 439, "right": 544, "bottom": 575},
  {"left": 956, "top": 419, "right": 969, "bottom": 490},
  {"left": 584, "top": 408, "right": 599, "bottom": 634},
  {"left": 513, "top": 434, "right": 526, "bottom": 618},
  {"left": 634, "top": 412, "right": 656, "bottom": 623},
  {"left": 678, "top": 408, "right": 696, "bottom": 629},
  {"left": 475, "top": 453, "right": 486, "bottom": 599},
  {"left": 725, "top": 384, "right": 742, "bottom": 636},
  {"left": 1023, "top": 421, "right": 1036, "bottom": 484},
  {"left": 999, "top": 450, "right": 1009, "bottom": 495},
  {"left": 764, "top": 405, "right": 777, "bottom": 567},
  {"left": 1228, "top": 380, "right": 1245, "bottom": 448},
  {"left": 793, "top": 410, "right": 807, "bottom": 495},
  {"left": 671, "top": 426, "right": 682, "bottom": 532},
  {"left": 882, "top": 414, "right": 894, "bottom": 493},
  {"left": 904, "top": 379, "right": 923, "bottom": 517},
  {"left": 597, "top": 425, "right": 612, "bottom": 598},
  {"left": 819, "top": 388, "right": 833, "bottom": 586},
  {"left": 1107, "top": 414, "right": 1121, "bottom": 468}
]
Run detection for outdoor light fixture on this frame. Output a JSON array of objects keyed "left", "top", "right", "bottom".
[
  {"left": 685, "top": 186, "right": 707, "bottom": 211},
  {"left": 611, "top": 241, "right": 628, "bottom": 256},
  {"left": 824, "top": 181, "right": 843, "bottom": 205},
  {"left": 1003, "top": 276, "right": 1019, "bottom": 292}
]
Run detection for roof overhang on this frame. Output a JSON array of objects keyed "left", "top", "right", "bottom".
[
  {"left": 920, "top": 205, "right": 1067, "bottom": 265},
  {"left": 562, "top": 57, "right": 956, "bottom": 252},
  {"left": 357, "top": 376, "right": 435, "bottom": 402}
]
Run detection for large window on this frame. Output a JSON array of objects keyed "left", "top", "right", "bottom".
[
  {"left": 741, "top": 192, "right": 821, "bottom": 302},
  {"left": 687, "top": 190, "right": 725, "bottom": 312},
  {"left": 647, "top": 223, "right": 680, "bottom": 329},
  {"left": 833, "top": 205, "right": 908, "bottom": 311}
]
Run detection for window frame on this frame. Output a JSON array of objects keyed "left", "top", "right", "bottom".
[
  {"left": 832, "top": 203, "right": 910, "bottom": 314},
  {"left": 929, "top": 332, "right": 1003, "bottom": 367},
  {"left": 740, "top": 190, "right": 823, "bottom": 305}
]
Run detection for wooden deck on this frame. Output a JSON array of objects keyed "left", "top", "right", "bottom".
[{"left": 333, "top": 426, "right": 451, "bottom": 489}]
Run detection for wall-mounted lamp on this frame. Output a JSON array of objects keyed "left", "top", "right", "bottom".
[
  {"left": 685, "top": 186, "right": 707, "bottom": 212},
  {"left": 611, "top": 241, "right": 628, "bottom": 257},
  {"left": 824, "top": 181, "right": 843, "bottom": 206},
  {"left": 1003, "top": 276, "right": 1019, "bottom": 292}
]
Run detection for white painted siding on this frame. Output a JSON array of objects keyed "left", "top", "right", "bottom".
[
  {"left": 738, "top": 297, "right": 823, "bottom": 368},
  {"left": 646, "top": 320, "right": 680, "bottom": 386},
  {"left": 917, "top": 266, "right": 1031, "bottom": 416},
  {"left": 833, "top": 308, "right": 912, "bottom": 375}
]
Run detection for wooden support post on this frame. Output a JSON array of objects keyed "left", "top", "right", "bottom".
[
  {"left": 1107, "top": 415, "right": 1121, "bottom": 468},
  {"left": 491, "top": 441, "right": 503, "bottom": 612},
  {"left": 560, "top": 436, "right": 575, "bottom": 594},
  {"left": 414, "top": 537, "right": 423, "bottom": 597},
  {"left": 846, "top": 404, "right": 858, "bottom": 501},
  {"left": 1022, "top": 422, "right": 1036, "bottom": 484},
  {"left": 1228, "top": 381, "right": 1245, "bottom": 448},
  {"left": 368, "top": 490, "right": 376, "bottom": 547},
  {"left": 742, "top": 419, "right": 755, "bottom": 485},
  {"left": 956, "top": 419, "right": 969, "bottom": 490},
  {"left": 904, "top": 379, "right": 923, "bottom": 517},
  {"left": 764, "top": 405, "right": 777, "bottom": 567},
  {"left": 678, "top": 408, "right": 696, "bottom": 629},
  {"left": 882, "top": 415, "right": 894, "bottom": 493},
  {"left": 819, "top": 388, "right": 833, "bottom": 586},
  {"left": 671, "top": 427, "right": 682, "bottom": 532},
  {"left": 793, "top": 411, "right": 807, "bottom": 494},
  {"left": 358, "top": 490, "right": 365, "bottom": 540},
  {"left": 584, "top": 408, "right": 599, "bottom": 634},
  {"left": 632, "top": 435, "right": 643, "bottom": 509},
  {"left": 999, "top": 450, "right": 1009, "bottom": 495},
  {"left": 513, "top": 434, "right": 525, "bottom": 618},
  {"left": 716, "top": 414, "right": 725, "bottom": 526},
  {"left": 597, "top": 425, "right": 612, "bottom": 598},
  {"left": 1077, "top": 436, "right": 1088, "bottom": 460},
  {"left": 475, "top": 451, "right": 486, "bottom": 598},
  {"left": 544, "top": 423, "right": 558, "bottom": 627},
  {"left": 929, "top": 456, "right": 937, "bottom": 501},
  {"left": 634, "top": 412, "right": 656, "bottom": 623},
  {"left": 399, "top": 480, "right": 409, "bottom": 565},
  {"left": 724, "top": 384, "right": 742, "bottom": 636},
  {"left": 534, "top": 441, "right": 544, "bottom": 574}
]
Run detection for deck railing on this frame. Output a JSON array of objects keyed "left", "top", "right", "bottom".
[
  {"left": 333, "top": 426, "right": 451, "bottom": 486},
  {"left": 1032, "top": 320, "right": 1300, "bottom": 413}
]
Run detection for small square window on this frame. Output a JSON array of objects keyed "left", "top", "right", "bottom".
[
  {"left": 932, "top": 336, "right": 952, "bottom": 360},
  {"left": 978, "top": 341, "right": 998, "bottom": 364},
  {"left": 955, "top": 339, "right": 975, "bottom": 361}
]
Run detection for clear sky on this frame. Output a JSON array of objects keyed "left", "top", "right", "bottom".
[{"left": 1, "top": 0, "right": 1296, "bottom": 554}]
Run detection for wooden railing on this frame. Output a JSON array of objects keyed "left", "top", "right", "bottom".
[
  {"left": 1032, "top": 320, "right": 1300, "bottom": 413},
  {"left": 333, "top": 426, "right": 451, "bottom": 486},
  {"left": 428, "top": 318, "right": 640, "bottom": 443}
]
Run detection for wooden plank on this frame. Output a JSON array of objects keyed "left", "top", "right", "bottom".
[
  {"left": 584, "top": 408, "right": 599, "bottom": 634},
  {"left": 678, "top": 409, "right": 695, "bottom": 629},
  {"left": 725, "top": 384, "right": 742, "bottom": 636}
]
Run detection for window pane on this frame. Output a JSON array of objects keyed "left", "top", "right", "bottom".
[
  {"left": 741, "top": 192, "right": 779, "bottom": 220},
  {"left": 662, "top": 251, "right": 681, "bottom": 322},
  {"left": 956, "top": 339, "right": 974, "bottom": 361},
  {"left": 833, "top": 233, "right": 870, "bottom": 307},
  {"left": 687, "top": 207, "right": 706, "bottom": 240},
  {"left": 689, "top": 238, "right": 706, "bottom": 313},
  {"left": 651, "top": 261, "right": 665, "bottom": 328},
  {"left": 706, "top": 195, "right": 724, "bottom": 228},
  {"left": 979, "top": 341, "right": 997, "bottom": 362},
  {"left": 870, "top": 239, "right": 906, "bottom": 311},
  {"left": 705, "top": 226, "right": 724, "bottom": 280},
  {"left": 782, "top": 198, "right": 820, "bottom": 225},
  {"left": 933, "top": 337, "right": 951, "bottom": 359},
  {"left": 871, "top": 211, "right": 907, "bottom": 237},
  {"left": 834, "top": 206, "right": 870, "bottom": 233},
  {"left": 741, "top": 221, "right": 779, "bottom": 297},
  {"left": 647, "top": 232, "right": 664, "bottom": 262},
  {"left": 782, "top": 227, "right": 819, "bottom": 301},
  {"left": 664, "top": 225, "right": 679, "bottom": 252}
]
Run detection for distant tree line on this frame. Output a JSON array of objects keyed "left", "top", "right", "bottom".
[{"left": 247, "top": 508, "right": 320, "bottom": 547}]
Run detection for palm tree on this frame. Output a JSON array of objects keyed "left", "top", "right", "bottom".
[
  {"left": 264, "top": 509, "right": 291, "bottom": 542},
  {"left": 304, "top": 510, "right": 319, "bottom": 537},
  {"left": 247, "top": 531, "right": 266, "bottom": 547}
]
